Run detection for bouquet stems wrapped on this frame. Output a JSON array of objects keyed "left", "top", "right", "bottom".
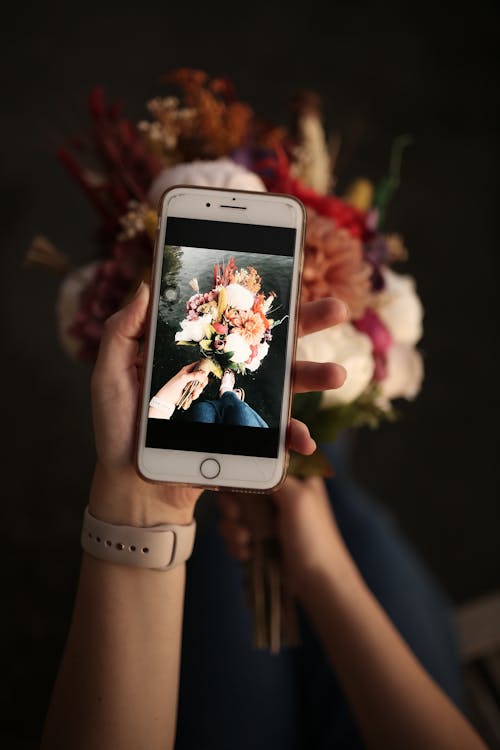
[{"left": 235, "top": 494, "right": 300, "bottom": 653}]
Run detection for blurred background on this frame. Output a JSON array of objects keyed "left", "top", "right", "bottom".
[{"left": 1, "top": 1, "right": 498, "bottom": 746}]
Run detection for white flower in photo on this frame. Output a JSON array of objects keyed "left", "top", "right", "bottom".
[
  {"left": 246, "top": 342, "right": 270, "bottom": 372},
  {"left": 378, "top": 267, "right": 423, "bottom": 345},
  {"left": 380, "top": 343, "right": 424, "bottom": 401},
  {"left": 261, "top": 292, "right": 276, "bottom": 314},
  {"left": 297, "top": 323, "right": 374, "bottom": 406},
  {"left": 175, "top": 313, "right": 213, "bottom": 343},
  {"left": 147, "top": 157, "right": 266, "bottom": 208},
  {"left": 224, "top": 332, "right": 252, "bottom": 364},
  {"left": 224, "top": 283, "right": 255, "bottom": 312}
]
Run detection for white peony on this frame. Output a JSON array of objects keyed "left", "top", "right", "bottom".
[
  {"left": 56, "top": 262, "right": 99, "bottom": 359},
  {"left": 380, "top": 343, "right": 424, "bottom": 401},
  {"left": 224, "top": 283, "right": 255, "bottom": 312},
  {"left": 175, "top": 313, "right": 213, "bottom": 343},
  {"left": 148, "top": 157, "right": 266, "bottom": 209},
  {"left": 378, "top": 267, "right": 424, "bottom": 345},
  {"left": 297, "top": 323, "right": 374, "bottom": 406},
  {"left": 224, "top": 332, "right": 252, "bottom": 364},
  {"left": 246, "top": 342, "right": 270, "bottom": 372}
]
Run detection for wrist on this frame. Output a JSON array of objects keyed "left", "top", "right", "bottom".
[
  {"left": 89, "top": 463, "right": 199, "bottom": 527},
  {"left": 149, "top": 396, "right": 176, "bottom": 419},
  {"left": 292, "top": 540, "right": 359, "bottom": 603}
]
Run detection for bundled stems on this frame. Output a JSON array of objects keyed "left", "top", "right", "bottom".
[{"left": 237, "top": 495, "right": 300, "bottom": 653}]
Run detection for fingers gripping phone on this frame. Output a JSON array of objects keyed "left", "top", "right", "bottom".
[{"left": 136, "top": 186, "right": 305, "bottom": 492}]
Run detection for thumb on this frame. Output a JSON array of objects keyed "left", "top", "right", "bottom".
[{"left": 95, "top": 282, "right": 150, "bottom": 375}]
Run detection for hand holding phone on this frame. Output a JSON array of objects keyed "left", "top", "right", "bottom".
[
  {"left": 136, "top": 186, "right": 307, "bottom": 492},
  {"left": 90, "top": 274, "right": 347, "bottom": 526}
]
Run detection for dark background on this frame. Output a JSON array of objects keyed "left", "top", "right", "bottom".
[{"left": 1, "top": 1, "right": 498, "bottom": 746}]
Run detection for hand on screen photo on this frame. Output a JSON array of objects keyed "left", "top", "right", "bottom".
[{"left": 148, "top": 362, "right": 209, "bottom": 420}]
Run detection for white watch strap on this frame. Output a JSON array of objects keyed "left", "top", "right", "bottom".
[{"left": 81, "top": 507, "right": 196, "bottom": 571}]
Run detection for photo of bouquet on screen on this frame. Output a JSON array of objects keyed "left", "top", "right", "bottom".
[{"left": 173, "top": 257, "right": 286, "bottom": 409}]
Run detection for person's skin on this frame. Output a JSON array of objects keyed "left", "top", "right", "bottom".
[
  {"left": 148, "top": 361, "right": 209, "bottom": 418},
  {"left": 148, "top": 363, "right": 246, "bottom": 421},
  {"left": 217, "top": 478, "right": 487, "bottom": 750},
  {"left": 40, "top": 282, "right": 348, "bottom": 750}
]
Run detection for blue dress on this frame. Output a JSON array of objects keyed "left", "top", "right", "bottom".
[{"left": 175, "top": 439, "right": 462, "bottom": 749}]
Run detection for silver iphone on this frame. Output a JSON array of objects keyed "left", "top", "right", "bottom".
[{"left": 136, "top": 185, "right": 305, "bottom": 492}]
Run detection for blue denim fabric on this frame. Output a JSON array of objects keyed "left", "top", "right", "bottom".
[
  {"left": 188, "top": 391, "right": 269, "bottom": 428},
  {"left": 175, "top": 438, "right": 462, "bottom": 750}
]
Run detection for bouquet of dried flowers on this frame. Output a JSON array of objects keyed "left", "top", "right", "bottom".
[
  {"left": 172, "top": 257, "right": 285, "bottom": 412},
  {"left": 176, "top": 258, "right": 282, "bottom": 376},
  {"left": 28, "top": 69, "right": 423, "bottom": 652}
]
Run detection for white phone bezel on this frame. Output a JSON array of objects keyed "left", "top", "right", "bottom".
[{"left": 136, "top": 185, "right": 305, "bottom": 492}]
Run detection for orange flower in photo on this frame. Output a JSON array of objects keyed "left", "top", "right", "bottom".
[
  {"left": 256, "top": 309, "right": 271, "bottom": 330},
  {"left": 238, "top": 311, "right": 266, "bottom": 344},
  {"left": 225, "top": 307, "right": 243, "bottom": 327}
]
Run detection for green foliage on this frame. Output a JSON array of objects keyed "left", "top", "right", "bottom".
[
  {"left": 288, "top": 449, "right": 333, "bottom": 478},
  {"left": 288, "top": 387, "right": 398, "bottom": 477},
  {"left": 214, "top": 351, "right": 235, "bottom": 371},
  {"left": 292, "top": 385, "right": 398, "bottom": 446},
  {"left": 271, "top": 315, "right": 288, "bottom": 329},
  {"left": 375, "top": 134, "right": 414, "bottom": 228},
  {"left": 228, "top": 362, "right": 247, "bottom": 375},
  {"left": 291, "top": 391, "right": 322, "bottom": 422}
]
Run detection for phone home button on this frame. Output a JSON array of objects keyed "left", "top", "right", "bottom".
[{"left": 200, "top": 458, "right": 221, "bottom": 479}]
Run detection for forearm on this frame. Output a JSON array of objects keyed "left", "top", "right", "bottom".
[
  {"left": 41, "top": 466, "right": 197, "bottom": 750},
  {"left": 41, "top": 555, "right": 185, "bottom": 750},
  {"left": 298, "top": 548, "right": 485, "bottom": 750}
]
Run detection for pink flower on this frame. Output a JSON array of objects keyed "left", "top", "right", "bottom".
[
  {"left": 213, "top": 322, "right": 228, "bottom": 334},
  {"left": 246, "top": 344, "right": 259, "bottom": 364},
  {"left": 353, "top": 308, "right": 392, "bottom": 358},
  {"left": 373, "top": 353, "right": 388, "bottom": 382},
  {"left": 353, "top": 308, "right": 393, "bottom": 382}
]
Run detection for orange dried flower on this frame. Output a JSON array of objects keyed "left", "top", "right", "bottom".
[
  {"left": 161, "top": 69, "right": 253, "bottom": 160},
  {"left": 233, "top": 265, "right": 262, "bottom": 293},
  {"left": 237, "top": 311, "right": 266, "bottom": 344},
  {"left": 225, "top": 308, "right": 243, "bottom": 327},
  {"left": 245, "top": 267, "right": 262, "bottom": 293},
  {"left": 302, "top": 208, "right": 372, "bottom": 319}
]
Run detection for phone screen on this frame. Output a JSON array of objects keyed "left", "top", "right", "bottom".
[{"left": 146, "top": 217, "right": 296, "bottom": 458}]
